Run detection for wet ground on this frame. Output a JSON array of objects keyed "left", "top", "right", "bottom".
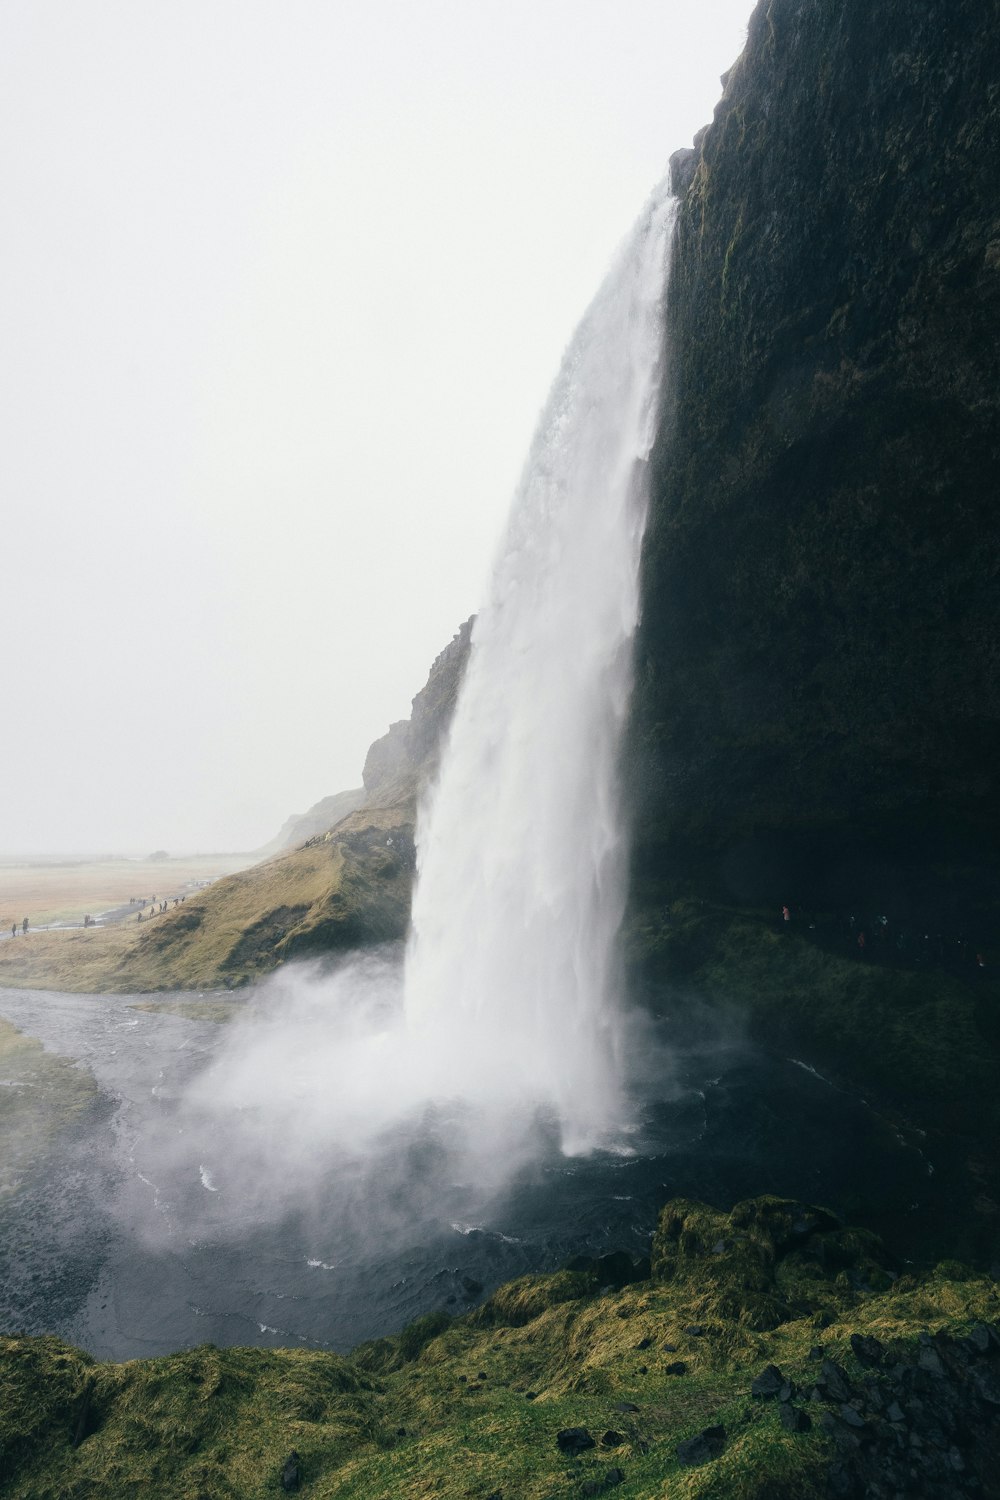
[{"left": 0, "top": 983, "right": 957, "bottom": 1361}]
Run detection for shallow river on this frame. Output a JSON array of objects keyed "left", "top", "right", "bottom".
[{"left": 0, "top": 983, "right": 952, "bottom": 1361}]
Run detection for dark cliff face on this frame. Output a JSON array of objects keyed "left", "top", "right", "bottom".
[{"left": 629, "top": 0, "right": 1000, "bottom": 924}]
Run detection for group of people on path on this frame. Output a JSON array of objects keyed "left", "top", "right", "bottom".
[
  {"left": 8, "top": 917, "right": 28, "bottom": 937},
  {"left": 135, "top": 894, "right": 185, "bottom": 922}
]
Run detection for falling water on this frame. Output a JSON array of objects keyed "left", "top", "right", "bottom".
[{"left": 404, "top": 180, "right": 677, "bottom": 1153}]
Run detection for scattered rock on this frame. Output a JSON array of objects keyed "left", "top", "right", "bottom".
[
  {"left": 966, "top": 1323, "right": 992, "bottom": 1354},
  {"left": 615, "top": 1402, "right": 639, "bottom": 1413},
  {"left": 676, "top": 1424, "right": 726, "bottom": 1466},
  {"left": 819, "top": 1358, "right": 853, "bottom": 1402},
  {"left": 665, "top": 1361, "right": 688, "bottom": 1376},
  {"left": 751, "top": 1364, "right": 785, "bottom": 1399},
  {"left": 839, "top": 1404, "right": 866, "bottom": 1430},
  {"left": 779, "top": 1404, "right": 812, "bottom": 1433},
  {"left": 662, "top": 1342, "right": 677, "bottom": 1352},
  {"left": 605, "top": 1469, "right": 625, "bottom": 1488},
  {"left": 684, "top": 1324, "right": 704, "bottom": 1337},
  {"left": 556, "top": 1427, "right": 595, "bottom": 1456},
  {"left": 850, "top": 1333, "right": 886, "bottom": 1366},
  {"left": 281, "top": 1450, "right": 301, "bottom": 1493},
  {"left": 808, "top": 1345, "right": 825, "bottom": 1361},
  {"left": 636, "top": 1337, "right": 653, "bottom": 1350},
  {"left": 601, "top": 1430, "right": 625, "bottom": 1447}
]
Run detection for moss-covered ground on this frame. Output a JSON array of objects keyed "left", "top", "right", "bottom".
[
  {"left": 1, "top": 1197, "right": 997, "bottom": 1499},
  {"left": 0, "top": 1017, "right": 99, "bottom": 1197},
  {"left": 626, "top": 899, "right": 1000, "bottom": 1267}
]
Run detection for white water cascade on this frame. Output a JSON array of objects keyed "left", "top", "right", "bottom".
[{"left": 404, "top": 180, "right": 677, "bottom": 1154}]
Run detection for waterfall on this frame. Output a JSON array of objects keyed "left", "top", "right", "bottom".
[{"left": 404, "top": 180, "right": 677, "bottom": 1154}]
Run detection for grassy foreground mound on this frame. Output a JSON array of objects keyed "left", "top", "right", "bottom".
[{"left": 3, "top": 1196, "right": 999, "bottom": 1499}]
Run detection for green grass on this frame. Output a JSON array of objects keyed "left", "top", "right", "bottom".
[
  {"left": 2, "top": 1195, "right": 997, "bottom": 1499},
  {"left": 0, "top": 1018, "right": 99, "bottom": 1196}
]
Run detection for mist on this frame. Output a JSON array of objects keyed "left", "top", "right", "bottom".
[{"left": 0, "top": 0, "right": 751, "bottom": 856}]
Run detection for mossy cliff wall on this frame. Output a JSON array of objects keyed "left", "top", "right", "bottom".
[{"left": 629, "top": 0, "right": 1000, "bottom": 926}]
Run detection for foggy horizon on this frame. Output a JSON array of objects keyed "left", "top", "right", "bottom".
[{"left": 2, "top": 0, "right": 751, "bottom": 858}]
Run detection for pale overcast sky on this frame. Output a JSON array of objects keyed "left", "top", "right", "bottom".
[{"left": 2, "top": 0, "right": 751, "bottom": 857}]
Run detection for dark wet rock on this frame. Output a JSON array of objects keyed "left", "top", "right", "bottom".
[
  {"left": 751, "top": 1364, "right": 785, "bottom": 1399},
  {"left": 601, "top": 1431, "right": 625, "bottom": 1448},
  {"left": 281, "top": 1450, "right": 301, "bottom": 1492},
  {"left": 820, "top": 1359, "right": 853, "bottom": 1402},
  {"left": 662, "top": 1342, "right": 677, "bottom": 1352},
  {"left": 556, "top": 1427, "right": 595, "bottom": 1456},
  {"left": 665, "top": 1361, "right": 688, "bottom": 1376},
  {"left": 683, "top": 1324, "right": 704, "bottom": 1337},
  {"left": 850, "top": 1334, "right": 886, "bottom": 1367},
  {"left": 808, "top": 1345, "right": 825, "bottom": 1361},
  {"left": 564, "top": 1251, "right": 648, "bottom": 1290},
  {"left": 395, "top": 1427, "right": 407, "bottom": 1438},
  {"left": 525, "top": 1391, "right": 537, "bottom": 1400},
  {"left": 779, "top": 1404, "right": 812, "bottom": 1434},
  {"left": 668, "top": 146, "right": 697, "bottom": 195},
  {"left": 636, "top": 1337, "right": 653, "bottom": 1350},
  {"left": 967, "top": 1322, "right": 994, "bottom": 1354},
  {"left": 605, "top": 1469, "right": 625, "bottom": 1488},
  {"left": 971, "top": 1366, "right": 1000, "bottom": 1404},
  {"left": 801, "top": 1320, "right": 1000, "bottom": 1496},
  {"left": 676, "top": 1425, "right": 726, "bottom": 1467},
  {"left": 778, "top": 1381, "right": 794, "bottom": 1402},
  {"left": 615, "top": 1402, "right": 639, "bottom": 1413}
]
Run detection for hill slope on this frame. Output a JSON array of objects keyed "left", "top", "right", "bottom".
[{"left": 0, "top": 621, "right": 472, "bottom": 993}]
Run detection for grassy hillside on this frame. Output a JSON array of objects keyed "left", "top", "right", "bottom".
[
  {"left": 0, "top": 807, "right": 412, "bottom": 994},
  {"left": 2, "top": 1195, "right": 998, "bottom": 1499}
]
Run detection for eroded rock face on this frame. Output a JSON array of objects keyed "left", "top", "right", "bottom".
[
  {"left": 629, "top": 0, "right": 1000, "bottom": 923},
  {"left": 362, "top": 618, "right": 474, "bottom": 808}
]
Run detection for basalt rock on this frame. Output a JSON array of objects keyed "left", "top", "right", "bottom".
[{"left": 630, "top": 0, "right": 1000, "bottom": 921}]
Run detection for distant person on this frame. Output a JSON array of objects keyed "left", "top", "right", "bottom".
[
  {"left": 782, "top": 905, "right": 791, "bottom": 923},
  {"left": 10, "top": 923, "right": 15, "bottom": 938},
  {"left": 138, "top": 911, "right": 143, "bottom": 922},
  {"left": 22, "top": 917, "right": 28, "bottom": 934}
]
